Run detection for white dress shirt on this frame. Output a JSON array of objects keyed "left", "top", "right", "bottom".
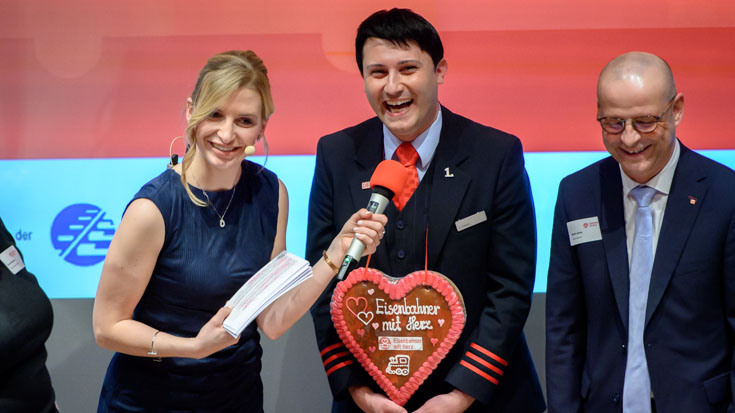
[
  {"left": 383, "top": 108, "right": 442, "bottom": 182},
  {"left": 621, "top": 139, "right": 681, "bottom": 266}
]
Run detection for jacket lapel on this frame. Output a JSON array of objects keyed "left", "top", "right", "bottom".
[
  {"left": 645, "top": 145, "right": 706, "bottom": 325},
  {"left": 347, "top": 119, "right": 392, "bottom": 270},
  {"left": 427, "top": 108, "right": 471, "bottom": 269},
  {"left": 599, "top": 158, "right": 631, "bottom": 330}
]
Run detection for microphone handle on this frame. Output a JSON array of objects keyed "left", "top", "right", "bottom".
[{"left": 336, "top": 190, "right": 392, "bottom": 280}]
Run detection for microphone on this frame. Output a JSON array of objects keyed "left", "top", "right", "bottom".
[
  {"left": 169, "top": 144, "right": 254, "bottom": 168},
  {"left": 168, "top": 136, "right": 184, "bottom": 169},
  {"left": 336, "top": 160, "right": 408, "bottom": 280}
]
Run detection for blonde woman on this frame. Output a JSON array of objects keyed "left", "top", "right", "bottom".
[{"left": 93, "top": 50, "right": 386, "bottom": 412}]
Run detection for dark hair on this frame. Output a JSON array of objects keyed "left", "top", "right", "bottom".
[{"left": 355, "top": 8, "right": 444, "bottom": 75}]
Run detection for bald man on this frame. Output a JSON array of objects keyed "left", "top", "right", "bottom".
[{"left": 546, "top": 51, "right": 735, "bottom": 413}]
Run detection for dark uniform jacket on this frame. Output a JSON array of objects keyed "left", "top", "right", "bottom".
[{"left": 307, "top": 106, "right": 546, "bottom": 412}]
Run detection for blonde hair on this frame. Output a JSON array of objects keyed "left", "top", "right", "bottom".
[{"left": 181, "top": 50, "right": 275, "bottom": 206}]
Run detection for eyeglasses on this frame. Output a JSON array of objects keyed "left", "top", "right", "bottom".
[{"left": 597, "top": 96, "right": 676, "bottom": 134}]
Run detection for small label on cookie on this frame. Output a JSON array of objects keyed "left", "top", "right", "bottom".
[{"left": 378, "top": 336, "right": 423, "bottom": 351}]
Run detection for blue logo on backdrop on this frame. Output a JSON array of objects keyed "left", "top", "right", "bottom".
[{"left": 51, "top": 203, "right": 116, "bottom": 266}]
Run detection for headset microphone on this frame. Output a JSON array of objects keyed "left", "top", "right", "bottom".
[
  {"left": 167, "top": 138, "right": 253, "bottom": 168},
  {"left": 336, "top": 159, "right": 408, "bottom": 280},
  {"left": 168, "top": 136, "right": 184, "bottom": 169}
]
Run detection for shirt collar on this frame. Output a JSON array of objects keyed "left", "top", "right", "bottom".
[
  {"left": 621, "top": 139, "right": 680, "bottom": 197},
  {"left": 383, "top": 108, "right": 442, "bottom": 168}
]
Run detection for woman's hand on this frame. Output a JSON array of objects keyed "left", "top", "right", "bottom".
[
  {"left": 325, "top": 209, "right": 388, "bottom": 266},
  {"left": 191, "top": 306, "right": 240, "bottom": 359}
]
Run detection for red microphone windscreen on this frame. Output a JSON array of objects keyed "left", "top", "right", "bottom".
[{"left": 370, "top": 160, "right": 408, "bottom": 196}]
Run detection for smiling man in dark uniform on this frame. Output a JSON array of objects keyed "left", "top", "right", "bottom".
[{"left": 307, "top": 8, "right": 545, "bottom": 413}]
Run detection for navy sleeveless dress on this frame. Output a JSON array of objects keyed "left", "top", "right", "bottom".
[{"left": 98, "top": 160, "right": 279, "bottom": 412}]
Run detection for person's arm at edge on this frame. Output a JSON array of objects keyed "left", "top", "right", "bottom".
[{"left": 726, "top": 206, "right": 735, "bottom": 412}]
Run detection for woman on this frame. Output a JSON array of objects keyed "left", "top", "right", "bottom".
[{"left": 93, "top": 50, "right": 386, "bottom": 412}]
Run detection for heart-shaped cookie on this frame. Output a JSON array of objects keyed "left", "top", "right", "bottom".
[{"left": 331, "top": 267, "right": 465, "bottom": 406}]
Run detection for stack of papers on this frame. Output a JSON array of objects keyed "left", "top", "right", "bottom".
[{"left": 223, "top": 250, "right": 312, "bottom": 337}]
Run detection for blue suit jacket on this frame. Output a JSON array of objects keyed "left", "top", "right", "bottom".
[
  {"left": 546, "top": 143, "right": 735, "bottom": 412},
  {"left": 307, "top": 106, "right": 546, "bottom": 412}
]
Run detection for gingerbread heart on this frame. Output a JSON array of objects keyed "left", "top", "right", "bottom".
[{"left": 331, "top": 267, "right": 466, "bottom": 406}]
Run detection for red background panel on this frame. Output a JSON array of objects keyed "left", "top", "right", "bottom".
[
  {"left": 1, "top": 1, "right": 734, "bottom": 159},
  {"left": 440, "top": 27, "right": 735, "bottom": 152}
]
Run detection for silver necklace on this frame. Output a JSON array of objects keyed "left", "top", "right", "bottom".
[{"left": 202, "top": 186, "right": 236, "bottom": 228}]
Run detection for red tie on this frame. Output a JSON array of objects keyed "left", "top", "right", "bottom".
[{"left": 394, "top": 142, "right": 420, "bottom": 211}]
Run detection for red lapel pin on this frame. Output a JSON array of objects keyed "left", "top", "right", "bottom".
[{"left": 361, "top": 181, "right": 370, "bottom": 190}]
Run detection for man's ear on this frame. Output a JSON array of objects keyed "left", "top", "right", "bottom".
[
  {"left": 435, "top": 59, "right": 448, "bottom": 85},
  {"left": 672, "top": 92, "right": 684, "bottom": 127}
]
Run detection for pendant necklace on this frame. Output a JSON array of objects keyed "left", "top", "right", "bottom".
[{"left": 202, "top": 186, "right": 236, "bottom": 228}]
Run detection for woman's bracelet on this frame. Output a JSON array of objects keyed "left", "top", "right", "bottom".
[
  {"left": 148, "top": 330, "right": 162, "bottom": 361},
  {"left": 323, "top": 250, "right": 339, "bottom": 274}
]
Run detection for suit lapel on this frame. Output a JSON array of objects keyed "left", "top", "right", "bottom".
[
  {"left": 351, "top": 109, "right": 472, "bottom": 271},
  {"left": 347, "top": 119, "right": 392, "bottom": 270},
  {"left": 646, "top": 145, "right": 707, "bottom": 325},
  {"left": 599, "top": 158, "right": 631, "bottom": 330},
  {"left": 427, "top": 108, "right": 471, "bottom": 269}
]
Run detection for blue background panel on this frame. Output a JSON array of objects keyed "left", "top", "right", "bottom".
[{"left": 2, "top": 150, "right": 734, "bottom": 298}]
